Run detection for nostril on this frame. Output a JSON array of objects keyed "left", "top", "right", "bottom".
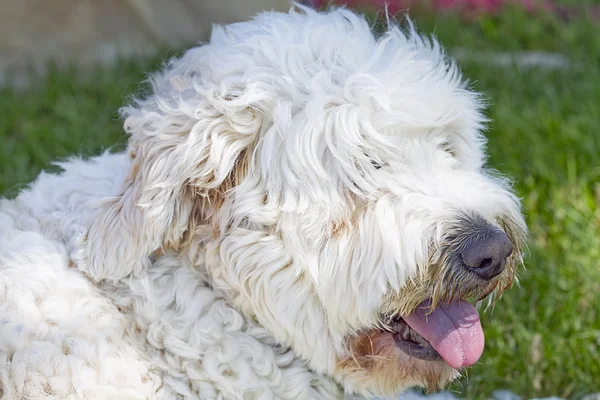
[{"left": 479, "top": 258, "right": 493, "bottom": 270}]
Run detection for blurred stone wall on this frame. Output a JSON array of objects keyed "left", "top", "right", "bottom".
[{"left": 0, "top": 0, "right": 291, "bottom": 87}]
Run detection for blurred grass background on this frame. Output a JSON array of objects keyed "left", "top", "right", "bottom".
[{"left": 0, "top": 3, "right": 599, "bottom": 399}]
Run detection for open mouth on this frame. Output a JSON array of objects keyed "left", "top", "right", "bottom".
[
  {"left": 390, "top": 317, "right": 443, "bottom": 361},
  {"left": 388, "top": 300, "right": 485, "bottom": 369}
]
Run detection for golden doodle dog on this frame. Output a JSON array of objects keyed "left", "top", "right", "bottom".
[{"left": 0, "top": 5, "right": 526, "bottom": 399}]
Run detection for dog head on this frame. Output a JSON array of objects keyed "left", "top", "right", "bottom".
[{"left": 83, "top": 6, "right": 526, "bottom": 397}]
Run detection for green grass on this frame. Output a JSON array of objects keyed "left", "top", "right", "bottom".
[
  {"left": 0, "top": 57, "right": 169, "bottom": 197},
  {"left": 1, "top": 7, "right": 599, "bottom": 399}
]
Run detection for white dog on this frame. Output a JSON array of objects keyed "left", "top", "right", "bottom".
[{"left": 0, "top": 5, "right": 526, "bottom": 399}]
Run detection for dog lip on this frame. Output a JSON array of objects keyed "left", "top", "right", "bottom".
[{"left": 390, "top": 318, "right": 443, "bottom": 362}]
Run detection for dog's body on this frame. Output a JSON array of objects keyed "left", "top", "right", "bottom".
[
  {"left": 0, "top": 154, "right": 343, "bottom": 399},
  {"left": 0, "top": 6, "right": 526, "bottom": 399}
]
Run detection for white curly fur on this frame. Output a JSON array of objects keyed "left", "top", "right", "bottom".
[{"left": 0, "top": 5, "right": 526, "bottom": 399}]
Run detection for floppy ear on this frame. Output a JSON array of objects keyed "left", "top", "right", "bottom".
[{"left": 80, "top": 67, "right": 264, "bottom": 281}]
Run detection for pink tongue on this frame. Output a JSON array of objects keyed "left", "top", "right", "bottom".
[{"left": 402, "top": 300, "right": 484, "bottom": 369}]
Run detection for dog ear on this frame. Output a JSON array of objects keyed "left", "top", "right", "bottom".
[{"left": 79, "top": 69, "right": 264, "bottom": 281}]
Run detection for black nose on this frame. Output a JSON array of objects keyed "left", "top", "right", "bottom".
[{"left": 461, "top": 231, "right": 513, "bottom": 280}]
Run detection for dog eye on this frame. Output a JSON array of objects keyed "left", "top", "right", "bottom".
[
  {"left": 438, "top": 141, "right": 457, "bottom": 158},
  {"left": 372, "top": 160, "right": 383, "bottom": 170},
  {"left": 365, "top": 152, "right": 384, "bottom": 170}
]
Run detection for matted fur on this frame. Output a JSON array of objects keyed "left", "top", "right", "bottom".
[{"left": 0, "top": 5, "right": 526, "bottom": 399}]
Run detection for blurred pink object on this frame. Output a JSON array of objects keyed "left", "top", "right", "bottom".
[{"left": 308, "top": 0, "right": 598, "bottom": 19}]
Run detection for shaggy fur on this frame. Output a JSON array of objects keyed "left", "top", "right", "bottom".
[{"left": 0, "top": 5, "right": 526, "bottom": 399}]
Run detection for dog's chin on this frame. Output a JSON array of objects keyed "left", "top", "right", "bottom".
[
  {"left": 338, "top": 327, "right": 458, "bottom": 396},
  {"left": 337, "top": 299, "right": 484, "bottom": 395}
]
